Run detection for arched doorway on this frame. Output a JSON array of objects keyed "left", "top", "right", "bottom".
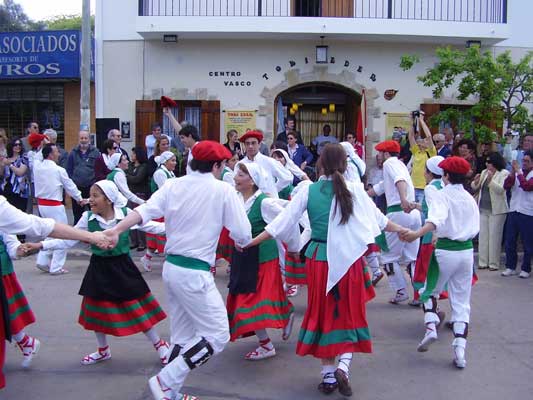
[{"left": 274, "top": 82, "right": 362, "bottom": 147}]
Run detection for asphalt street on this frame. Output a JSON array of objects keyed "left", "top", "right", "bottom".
[{"left": 2, "top": 249, "right": 532, "bottom": 400}]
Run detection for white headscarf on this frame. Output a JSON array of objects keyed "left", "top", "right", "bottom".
[
  {"left": 340, "top": 141, "right": 366, "bottom": 182},
  {"left": 155, "top": 151, "right": 175, "bottom": 166},
  {"left": 426, "top": 155, "right": 444, "bottom": 176},
  {"left": 94, "top": 180, "right": 128, "bottom": 208},
  {"left": 240, "top": 162, "right": 268, "bottom": 193},
  {"left": 108, "top": 153, "right": 123, "bottom": 170},
  {"left": 272, "top": 148, "right": 306, "bottom": 180}
]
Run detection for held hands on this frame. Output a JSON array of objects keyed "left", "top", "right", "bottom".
[
  {"left": 399, "top": 229, "right": 420, "bottom": 243},
  {"left": 401, "top": 199, "right": 416, "bottom": 213},
  {"left": 18, "top": 242, "right": 43, "bottom": 257},
  {"left": 78, "top": 198, "right": 89, "bottom": 207},
  {"left": 91, "top": 231, "right": 115, "bottom": 250},
  {"left": 511, "top": 160, "right": 521, "bottom": 174},
  {"left": 102, "top": 229, "right": 119, "bottom": 250}
]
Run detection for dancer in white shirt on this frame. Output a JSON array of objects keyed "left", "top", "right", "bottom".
[
  {"left": 34, "top": 143, "right": 86, "bottom": 275},
  {"left": 367, "top": 140, "right": 421, "bottom": 304},
  {"left": 401, "top": 156, "right": 480, "bottom": 369},
  {"left": 103, "top": 141, "right": 252, "bottom": 400}
]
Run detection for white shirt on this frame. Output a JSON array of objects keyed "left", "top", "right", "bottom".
[
  {"left": 135, "top": 171, "right": 252, "bottom": 266},
  {"left": 153, "top": 165, "right": 175, "bottom": 190},
  {"left": 373, "top": 156, "right": 415, "bottom": 206},
  {"left": 42, "top": 207, "right": 164, "bottom": 251},
  {"left": 185, "top": 142, "right": 198, "bottom": 175},
  {"left": 0, "top": 196, "right": 55, "bottom": 237},
  {"left": 222, "top": 167, "right": 235, "bottom": 186},
  {"left": 145, "top": 134, "right": 171, "bottom": 158},
  {"left": 312, "top": 135, "right": 339, "bottom": 155},
  {"left": 110, "top": 168, "right": 145, "bottom": 205},
  {"left": 240, "top": 152, "right": 293, "bottom": 198},
  {"left": 424, "top": 179, "right": 442, "bottom": 208},
  {"left": 1, "top": 232, "right": 21, "bottom": 259},
  {"left": 426, "top": 183, "right": 480, "bottom": 241},
  {"left": 509, "top": 169, "right": 533, "bottom": 216},
  {"left": 265, "top": 180, "right": 388, "bottom": 293},
  {"left": 34, "top": 159, "right": 82, "bottom": 202}
]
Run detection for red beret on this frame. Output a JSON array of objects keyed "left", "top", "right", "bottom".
[
  {"left": 438, "top": 156, "right": 471, "bottom": 175},
  {"left": 239, "top": 130, "right": 263, "bottom": 143},
  {"left": 375, "top": 140, "right": 401, "bottom": 153},
  {"left": 28, "top": 133, "right": 48, "bottom": 149},
  {"left": 191, "top": 141, "right": 232, "bottom": 162},
  {"left": 161, "top": 96, "right": 177, "bottom": 108}
]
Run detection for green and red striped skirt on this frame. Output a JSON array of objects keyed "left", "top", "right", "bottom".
[
  {"left": 146, "top": 217, "right": 165, "bottom": 253},
  {"left": 296, "top": 254, "right": 374, "bottom": 358},
  {"left": 3, "top": 273, "right": 35, "bottom": 334},
  {"left": 216, "top": 227, "right": 234, "bottom": 263},
  {"left": 227, "top": 258, "right": 294, "bottom": 341},
  {"left": 284, "top": 251, "right": 307, "bottom": 285},
  {"left": 78, "top": 292, "right": 166, "bottom": 337}
]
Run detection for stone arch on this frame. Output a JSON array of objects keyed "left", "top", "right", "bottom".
[{"left": 257, "top": 65, "right": 380, "bottom": 144}]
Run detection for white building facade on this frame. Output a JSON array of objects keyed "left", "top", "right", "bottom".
[{"left": 95, "top": 0, "right": 531, "bottom": 153}]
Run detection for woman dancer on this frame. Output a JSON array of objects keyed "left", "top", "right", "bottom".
[
  {"left": 246, "top": 144, "right": 406, "bottom": 396},
  {"left": 227, "top": 163, "right": 298, "bottom": 360},
  {"left": 24, "top": 181, "right": 169, "bottom": 366}
]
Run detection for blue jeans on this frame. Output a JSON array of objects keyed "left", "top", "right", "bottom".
[{"left": 504, "top": 211, "right": 533, "bottom": 273}]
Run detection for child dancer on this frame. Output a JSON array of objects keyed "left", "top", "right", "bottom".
[{"left": 25, "top": 181, "right": 169, "bottom": 366}]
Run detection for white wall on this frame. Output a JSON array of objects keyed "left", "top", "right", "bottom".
[{"left": 496, "top": 0, "right": 533, "bottom": 48}]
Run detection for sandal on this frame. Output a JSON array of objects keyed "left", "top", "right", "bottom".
[
  {"left": 334, "top": 369, "right": 353, "bottom": 397},
  {"left": 317, "top": 372, "right": 338, "bottom": 395},
  {"left": 81, "top": 346, "right": 111, "bottom": 365}
]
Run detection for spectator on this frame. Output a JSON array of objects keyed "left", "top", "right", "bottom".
[
  {"left": 21, "top": 121, "right": 39, "bottom": 152},
  {"left": 2, "top": 137, "right": 29, "bottom": 212},
  {"left": 345, "top": 132, "right": 364, "bottom": 158},
  {"left": 108, "top": 129, "right": 128, "bottom": 160},
  {"left": 127, "top": 147, "right": 150, "bottom": 251},
  {"left": 148, "top": 136, "right": 171, "bottom": 177},
  {"left": 408, "top": 114, "right": 436, "bottom": 204},
  {"left": 455, "top": 138, "right": 477, "bottom": 190},
  {"left": 0, "top": 128, "right": 8, "bottom": 158},
  {"left": 392, "top": 127, "right": 411, "bottom": 165},
  {"left": 501, "top": 151, "right": 533, "bottom": 278},
  {"left": 162, "top": 107, "right": 185, "bottom": 154},
  {"left": 475, "top": 141, "right": 497, "bottom": 174},
  {"left": 66, "top": 130, "right": 101, "bottom": 224},
  {"left": 287, "top": 131, "right": 313, "bottom": 173},
  {"left": 503, "top": 133, "right": 533, "bottom": 169},
  {"left": 145, "top": 123, "right": 171, "bottom": 158},
  {"left": 43, "top": 128, "right": 68, "bottom": 169},
  {"left": 94, "top": 139, "right": 117, "bottom": 181},
  {"left": 270, "top": 140, "right": 288, "bottom": 153},
  {"left": 311, "top": 124, "right": 338, "bottom": 156},
  {"left": 433, "top": 133, "right": 451, "bottom": 158},
  {"left": 223, "top": 129, "right": 242, "bottom": 158},
  {"left": 471, "top": 152, "right": 509, "bottom": 271},
  {"left": 276, "top": 115, "right": 303, "bottom": 144},
  {"left": 443, "top": 127, "right": 454, "bottom": 150}
]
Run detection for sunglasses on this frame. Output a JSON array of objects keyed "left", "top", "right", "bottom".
[
  {"left": 13, "top": 142, "right": 21, "bottom": 146},
  {"left": 113, "top": 146, "right": 119, "bottom": 150}
]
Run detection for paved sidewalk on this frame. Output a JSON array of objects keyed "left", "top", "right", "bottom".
[{"left": 2, "top": 251, "right": 532, "bottom": 400}]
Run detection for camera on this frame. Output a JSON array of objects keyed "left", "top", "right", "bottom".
[{"left": 411, "top": 110, "right": 420, "bottom": 119}]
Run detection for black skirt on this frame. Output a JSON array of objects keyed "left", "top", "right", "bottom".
[
  {"left": 228, "top": 246, "right": 259, "bottom": 295},
  {"left": 79, "top": 254, "right": 150, "bottom": 302}
]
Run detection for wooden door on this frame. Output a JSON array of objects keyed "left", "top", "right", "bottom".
[
  {"left": 322, "top": 0, "right": 353, "bottom": 17},
  {"left": 135, "top": 100, "right": 157, "bottom": 149},
  {"left": 200, "top": 100, "right": 221, "bottom": 142}
]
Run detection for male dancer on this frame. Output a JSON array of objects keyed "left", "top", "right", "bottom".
[
  {"left": 367, "top": 140, "right": 421, "bottom": 303},
  {"left": 401, "top": 156, "right": 479, "bottom": 368},
  {"left": 34, "top": 143, "right": 87, "bottom": 275},
  {"left": 239, "top": 130, "right": 292, "bottom": 198},
  {"left": 104, "top": 141, "right": 252, "bottom": 400}
]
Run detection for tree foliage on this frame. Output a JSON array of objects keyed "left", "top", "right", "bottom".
[
  {"left": 40, "top": 14, "right": 95, "bottom": 31},
  {"left": 0, "top": 0, "right": 44, "bottom": 31},
  {"left": 400, "top": 46, "right": 533, "bottom": 142}
]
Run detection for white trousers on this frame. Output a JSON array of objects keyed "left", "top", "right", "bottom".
[
  {"left": 381, "top": 210, "right": 421, "bottom": 292},
  {"left": 478, "top": 210, "right": 506, "bottom": 269},
  {"left": 159, "top": 262, "right": 230, "bottom": 393},
  {"left": 422, "top": 248, "right": 473, "bottom": 324},
  {"left": 36, "top": 204, "right": 67, "bottom": 273}
]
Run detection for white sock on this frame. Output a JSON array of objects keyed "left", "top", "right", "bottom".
[
  {"left": 95, "top": 332, "right": 108, "bottom": 348},
  {"left": 144, "top": 328, "right": 161, "bottom": 345},
  {"left": 13, "top": 331, "right": 26, "bottom": 343},
  {"left": 321, "top": 365, "right": 336, "bottom": 383},
  {"left": 145, "top": 249, "right": 154, "bottom": 258},
  {"left": 425, "top": 322, "right": 437, "bottom": 335},
  {"left": 255, "top": 329, "right": 269, "bottom": 341},
  {"left": 338, "top": 353, "right": 352, "bottom": 375}
]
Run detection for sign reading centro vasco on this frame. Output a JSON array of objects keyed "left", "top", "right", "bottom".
[
  {"left": 0, "top": 30, "right": 81, "bottom": 79},
  {"left": 208, "top": 71, "right": 252, "bottom": 87}
]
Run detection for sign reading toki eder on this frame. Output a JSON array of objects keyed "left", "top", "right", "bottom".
[{"left": 0, "top": 30, "right": 81, "bottom": 79}]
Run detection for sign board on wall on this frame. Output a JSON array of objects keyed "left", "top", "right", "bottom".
[
  {"left": 385, "top": 112, "right": 412, "bottom": 139},
  {"left": 0, "top": 30, "right": 93, "bottom": 80},
  {"left": 223, "top": 110, "right": 257, "bottom": 137}
]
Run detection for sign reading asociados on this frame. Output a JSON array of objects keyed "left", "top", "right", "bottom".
[{"left": 0, "top": 30, "right": 81, "bottom": 79}]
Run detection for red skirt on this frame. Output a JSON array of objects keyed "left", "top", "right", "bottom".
[
  {"left": 216, "top": 227, "right": 234, "bottom": 263},
  {"left": 364, "top": 243, "right": 381, "bottom": 255},
  {"left": 0, "top": 299, "right": 5, "bottom": 389},
  {"left": 227, "top": 258, "right": 293, "bottom": 341},
  {"left": 296, "top": 253, "right": 374, "bottom": 358},
  {"left": 285, "top": 251, "right": 307, "bottom": 285},
  {"left": 78, "top": 292, "right": 166, "bottom": 337},
  {"left": 146, "top": 217, "right": 165, "bottom": 253},
  {"left": 2, "top": 273, "right": 35, "bottom": 334}
]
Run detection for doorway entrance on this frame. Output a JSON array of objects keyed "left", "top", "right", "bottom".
[{"left": 275, "top": 81, "right": 362, "bottom": 147}]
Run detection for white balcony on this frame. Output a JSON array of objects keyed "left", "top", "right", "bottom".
[{"left": 135, "top": 0, "right": 509, "bottom": 44}]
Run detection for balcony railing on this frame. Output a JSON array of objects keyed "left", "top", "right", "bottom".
[{"left": 139, "top": 0, "right": 507, "bottom": 22}]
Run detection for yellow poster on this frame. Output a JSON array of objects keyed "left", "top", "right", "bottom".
[
  {"left": 386, "top": 112, "right": 412, "bottom": 139},
  {"left": 224, "top": 110, "right": 257, "bottom": 137}
]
